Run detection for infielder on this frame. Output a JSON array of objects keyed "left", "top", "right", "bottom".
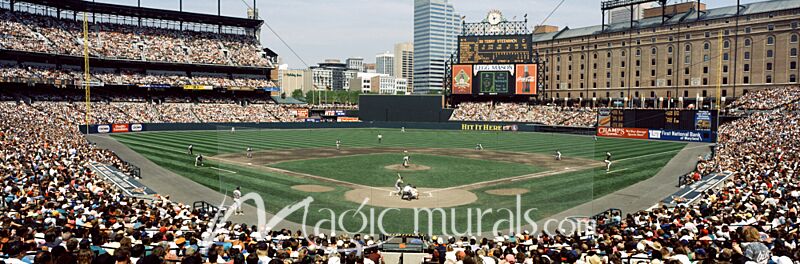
[
  {"left": 555, "top": 150, "right": 562, "bottom": 161},
  {"left": 195, "top": 154, "right": 203, "bottom": 167},
  {"left": 246, "top": 147, "right": 252, "bottom": 159},
  {"left": 401, "top": 127, "right": 405, "bottom": 133},
  {"left": 187, "top": 144, "right": 193, "bottom": 155},
  {"left": 475, "top": 143, "right": 484, "bottom": 151},
  {"left": 378, "top": 133, "right": 383, "bottom": 144},
  {"left": 231, "top": 127, "right": 236, "bottom": 134},
  {"left": 233, "top": 186, "right": 244, "bottom": 215},
  {"left": 336, "top": 139, "right": 341, "bottom": 150},
  {"left": 604, "top": 152, "right": 612, "bottom": 172}
]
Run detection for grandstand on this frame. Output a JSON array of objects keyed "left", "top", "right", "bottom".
[{"left": 0, "top": 0, "right": 799, "bottom": 264}]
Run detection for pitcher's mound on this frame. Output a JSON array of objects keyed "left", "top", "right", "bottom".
[
  {"left": 384, "top": 164, "right": 431, "bottom": 171},
  {"left": 485, "top": 188, "right": 529, "bottom": 196},
  {"left": 292, "top": 185, "right": 334, "bottom": 193},
  {"left": 345, "top": 188, "right": 476, "bottom": 208}
]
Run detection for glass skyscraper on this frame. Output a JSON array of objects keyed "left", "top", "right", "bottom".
[{"left": 413, "top": 0, "right": 460, "bottom": 94}]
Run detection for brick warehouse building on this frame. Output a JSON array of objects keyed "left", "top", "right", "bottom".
[{"left": 532, "top": 0, "right": 800, "bottom": 105}]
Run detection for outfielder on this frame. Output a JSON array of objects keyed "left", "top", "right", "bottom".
[
  {"left": 378, "top": 133, "right": 383, "bottom": 144},
  {"left": 604, "top": 152, "right": 612, "bottom": 172},
  {"left": 231, "top": 127, "right": 236, "bottom": 134},
  {"left": 188, "top": 144, "right": 193, "bottom": 155}
]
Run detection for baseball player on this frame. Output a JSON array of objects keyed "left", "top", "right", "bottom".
[
  {"left": 231, "top": 127, "right": 236, "bottom": 134},
  {"left": 246, "top": 147, "right": 252, "bottom": 159},
  {"left": 195, "top": 154, "right": 203, "bottom": 167},
  {"left": 401, "top": 127, "right": 405, "bottom": 133},
  {"left": 233, "top": 186, "right": 243, "bottom": 215},
  {"left": 187, "top": 144, "right": 193, "bottom": 155},
  {"left": 394, "top": 174, "right": 404, "bottom": 196},
  {"left": 594, "top": 135, "right": 598, "bottom": 142},
  {"left": 336, "top": 139, "right": 341, "bottom": 150},
  {"left": 604, "top": 152, "right": 612, "bottom": 172},
  {"left": 403, "top": 152, "right": 410, "bottom": 168},
  {"left": 555, "top": 150, "right": 562, "bottom": 161},
  {"left": 377, "top": 133, "right": 383, "bottom": 144},
  {"left": 475, "top": 143, "right": 484, "bottom": 151}
]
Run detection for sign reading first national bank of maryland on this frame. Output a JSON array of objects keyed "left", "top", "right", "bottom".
[{"left": 461, "top": 123, "right": 519, "bottom": 131}]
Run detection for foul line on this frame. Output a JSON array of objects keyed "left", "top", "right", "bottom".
[{"left": 209, "top": 167, "right": 237, "bottom": 174}]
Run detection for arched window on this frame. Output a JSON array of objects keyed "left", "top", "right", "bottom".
[
  {"left": 651, "top": 47, "right": 657, "bottom": 55},
  {"left": 723, "top": 40, "right": 730, "bottom": 49},
  {"left": 685, "top": 44, "right": 692, "bottom": 52},
  {"left": 703, "top": 42, "right": 710, "bottom": 50},
  {"left": 767, "top": 35, "right": 775, "bottom": 45},
  {"left": 744, "top": 38, "right": 752, "bottom": 47},
  {"left": 792, "top": 34, "right": 799, "bottom": 43},
  {"left": 668, "top": 46, "right": 673, "bottom": 53}
]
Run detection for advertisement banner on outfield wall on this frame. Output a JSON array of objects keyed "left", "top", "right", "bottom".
[
  {"left": 112, "top": 124, "right": 129, "bottom": 133},
  {"left": 597, "top": 127, "right": 649, "bottom": 139},
  {"left": 97, "top": 125, "right": 111, "bottom": 133},
  {"left": 648, "top": 129, "right": 713, "bottom": 142},
  {"left": 131, "top": 124, "right": 143, "bottom": 132},
  {"left": 337, "top": 117, "right": 360, "bottom": 122},
  {"left": 461, "top": 124, "right": 518, "bottom": 132}
]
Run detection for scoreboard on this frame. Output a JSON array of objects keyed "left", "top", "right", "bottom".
[
  {"left": 598, "top": 109, "right": 718, "bottom": 131},
  {"left": 458, "top": 35, "right": 532, "bottom": 64},
  {"left": 451, "top": 64, "right": 537, "bottom": 95}
]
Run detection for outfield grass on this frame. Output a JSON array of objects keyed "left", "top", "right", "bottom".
[
  {"left": 112, "top": 128, "right": 686, "bottom": 233},
  {"left": 271, "top": 153, "right": 545, "bottom": 188}
]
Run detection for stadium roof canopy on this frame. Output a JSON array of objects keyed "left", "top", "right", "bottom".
[
  {"left": 16, "top": 0, "right": 263, "bottom": 29},
  {"left": 532, "top": 0, "right": 800, "bottom": 42}
]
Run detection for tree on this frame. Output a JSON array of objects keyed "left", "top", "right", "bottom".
[{"left": 291, "top": 90, "right": 305, "bottom": 101}]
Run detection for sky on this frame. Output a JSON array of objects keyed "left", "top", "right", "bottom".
[{"left": 95, "top": 0, "right": 763, "bottom": 68}]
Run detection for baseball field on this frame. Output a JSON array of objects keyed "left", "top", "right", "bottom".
[{"left": 111, "top": 128, "right": 686, "bottom": 233}]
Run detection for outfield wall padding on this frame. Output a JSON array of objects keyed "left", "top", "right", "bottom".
[{"left": 80, "top": 122, "right": 595, "bottom": 135}]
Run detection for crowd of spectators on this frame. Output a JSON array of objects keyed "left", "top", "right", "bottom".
[
  {"left": 450, "top": 102, "right": 597, "bottom": 127},
  {"left": 726, "top": 86, "right": 800, "bottom": 111},
  {"left": 0, "top": 64, "right": 275, "bottom": 88},
  {"left": 0, "top": 9, "right": 273, "bottom": 67},
  {"left": 0, "top": 83, "right": 798, "bottom": 264}
]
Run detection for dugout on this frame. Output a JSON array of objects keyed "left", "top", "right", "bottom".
[{"left": 359, "top": 95, "right": 453, "bottom": 122}]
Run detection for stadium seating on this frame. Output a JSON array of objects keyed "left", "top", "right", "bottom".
[
  {"left": 450, "top": 102, "right": 598, "bottom": 127},
  {"left": 0, "top": 9, "right": 273, "bottom": 67},
  {"left": 1, "top": 92, "right": 799, "bottom": 263}
]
